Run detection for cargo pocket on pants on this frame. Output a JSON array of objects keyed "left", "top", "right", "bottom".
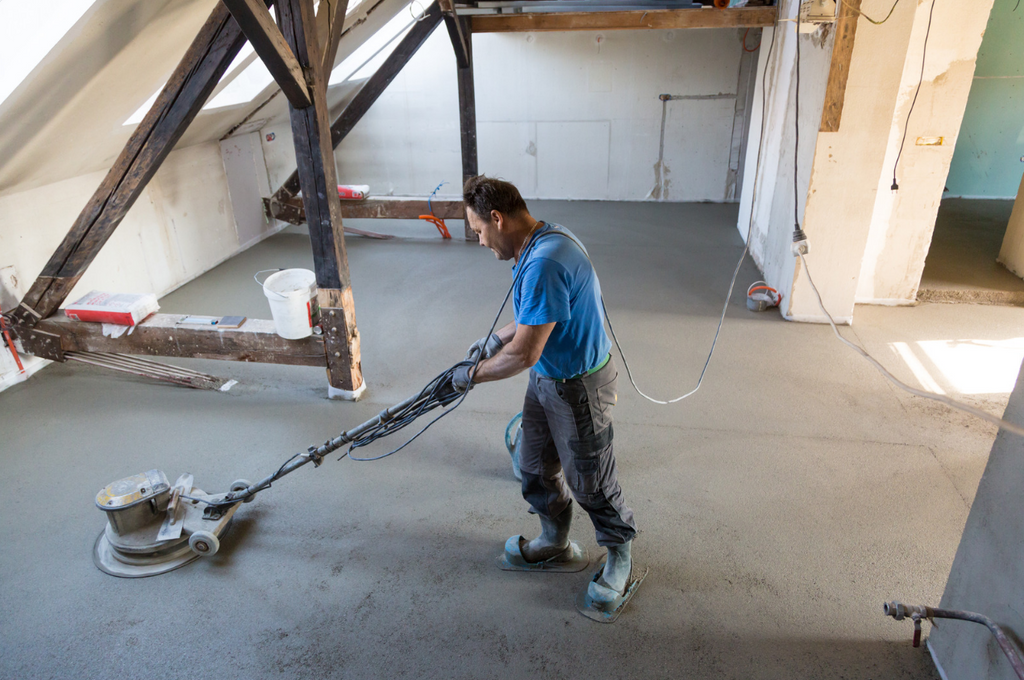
[
  {"left": 572, "top": 447, "right": 611, "bottom": 496},
  {"left": 584, "top": 370, "right": 618, "bottom": 435},
  {"left": 555, "top": 380, "right": 613, "bottom": 496}
]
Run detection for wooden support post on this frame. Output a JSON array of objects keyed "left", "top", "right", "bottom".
[
  {"left": 439, "top": 0, "right": 470, "bottom": 69},
  {"left": 456, "top": 12, "right": 478, "bottom": 240},
  {"left": 317, "top": 0, "right": 350, "bottom": 73},
  {"left": 277, "top": 0, "right": 363, "bottom": 395},
  {"left": 270, "top": 2, "right": 443, "bottom": 206},
  {"left": 222, "top": 0, "right": 311, "bottom": 108},
  {"left": 8, "top": 3, "right": 262, "bottom": 341},
  {"left": 819, "top": 0, "right": 859, "bottom": 132}
]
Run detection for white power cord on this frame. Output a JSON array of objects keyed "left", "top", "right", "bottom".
[
  {"left": 786, "top": 10, "right": 1023, "bottom": 440},
  {"left": 798, "top": 253, "right": 1024, "bottom": 438},
  {"left": 603, "top": 18, "right": 781, "bottom": 406},
  {"left": 606, "top": 11, "right": 1023, "bottom": 438}
]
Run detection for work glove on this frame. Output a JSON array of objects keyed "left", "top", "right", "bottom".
[
  {"left": 451, "top": 362, "right": 476, "bottom": 394},
  {"left": 466, "top": 333, "right": 504, "bottom": 361}
]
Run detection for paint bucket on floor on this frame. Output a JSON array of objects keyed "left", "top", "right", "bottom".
[{"left": 256, "top": 269, "right": 318, "bottom": 339}]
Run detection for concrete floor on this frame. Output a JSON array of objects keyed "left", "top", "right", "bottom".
[
  {"left": 919, "top": 199, "right": 1024, "bottom": 306},
  {"left": 2, "top": 200, "right": 1021, "bottom": 679}
]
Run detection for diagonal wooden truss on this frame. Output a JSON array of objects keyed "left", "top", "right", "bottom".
[
  {"left": 2, "top": 0, "right": 474, "bottom": 394},
  {"left": 2, "top": 1, "right": 779, "bottom": 394}
]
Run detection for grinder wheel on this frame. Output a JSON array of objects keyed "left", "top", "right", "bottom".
[
  {"left": 93, "top": 531, "right": 197, "bottom": 578},
  {"left": 93, "top": 521, "right": 232, "bottom": 578}
]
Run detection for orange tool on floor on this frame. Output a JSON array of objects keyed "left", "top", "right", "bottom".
[
  {"left": 419, "top": 214, "right": 452, "bottom": 239},
  {"left": 420, "top": 180, "right": 452, "bottom": 239}
]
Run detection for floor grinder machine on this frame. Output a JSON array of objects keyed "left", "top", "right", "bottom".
[
  {"left": 93, "top": 356, "right": 475, "bottom": 578},
  {"left": 94, "top": 470, "right": 250, "bottom": 577}
]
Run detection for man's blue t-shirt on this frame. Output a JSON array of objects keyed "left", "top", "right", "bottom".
[{"left": 512, "top": 223, "right": 612, "bottom": 380}]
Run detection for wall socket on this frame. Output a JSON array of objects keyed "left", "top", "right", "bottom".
[{"left": 800, "top": 0, "right": 838, "bottom": 31}]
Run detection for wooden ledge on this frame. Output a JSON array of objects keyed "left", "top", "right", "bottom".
[
  {"left": 35, "top": 313, "right": 327, "bottom": 366},
  {"left": 469, "top": 7, "right": 776, "bottom": 33}
]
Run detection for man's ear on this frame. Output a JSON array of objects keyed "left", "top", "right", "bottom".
[{"left": 491, "top": 209, "right": 503, "bottom": 231}]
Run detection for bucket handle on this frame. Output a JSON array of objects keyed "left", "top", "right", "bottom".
[{"left": 254, "top": 269, "right": 288, "bottom": 299}]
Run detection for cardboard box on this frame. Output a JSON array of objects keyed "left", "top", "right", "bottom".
[{"left": 65, "top": 291, "right": 159, "bottom": 326}]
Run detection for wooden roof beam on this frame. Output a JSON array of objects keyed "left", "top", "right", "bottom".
[
  {"left": 469, "top": 7, "right": 776, "bottom": 32},
  {"left": 316, "top": 0, "right": 351, "bottom": 74},
  {"left": 271, "top": 1, "right": 443, "bottom": 204},
  {"left": 440, "top": 0, "right": 471, "bottom": 68},
  {"left": 222, "top": 0, "right": 312, "bottom": 108}
]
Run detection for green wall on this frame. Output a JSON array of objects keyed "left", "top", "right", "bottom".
[{"left": 945, "top": 0, "right": 1024, "bottom": 198}]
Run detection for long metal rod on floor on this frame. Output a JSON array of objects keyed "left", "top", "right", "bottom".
[
  {"left": 884, "top": 601, "right": 1024, "bottom": 679},
  {"left": 87, "top": 352, "right": 219, "bottom": 380},
  {"left": 64, "top": 351, "right": 227, "bottom": 390}
]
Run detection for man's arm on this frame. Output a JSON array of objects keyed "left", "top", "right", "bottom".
[
  {"left": 471, "top": 322, "right": 555, "bottom": 384},
  {"left": 494, "top": 321, "right": 517, "bottom": 346}
]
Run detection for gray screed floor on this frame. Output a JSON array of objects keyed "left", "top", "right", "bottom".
[
  {"left": 2, "top": 201, "right": 1020, "bottom": 679},
  {"left": 918, "top": 198, "right": 1024, "bottom": 306}
]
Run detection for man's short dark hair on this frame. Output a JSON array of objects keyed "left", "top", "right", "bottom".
[{"left": 463, "top": 175, "right": 528, "bottom": 220}]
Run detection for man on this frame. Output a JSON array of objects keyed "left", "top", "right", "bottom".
[{"left": 452, "top": 175, "right": 637, "bottom": 606}]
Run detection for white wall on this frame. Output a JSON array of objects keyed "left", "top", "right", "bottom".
[
  {"left": 736, "top": 0, "right": 837, "bottom": 321},
  {"left": 474, "top": 28, "right": 745, "bottom": 202},
  {"left": 1000, "top": 172, "right": 1024, "bottom": 279},
  {"left": 928, "top": 360, "right": 1024, "bottom": 680},
  {"left": 0, "top": 140, "right": 278, "bottom": 390},
  {"left": 260, "top": 25, "right": 753, "bottom": 202},
  {"left": 854, "top": 0, "right": 995, "bottom": 305},
  {"left": 739, "top": 0, "right": 994, "bottom": 323}
]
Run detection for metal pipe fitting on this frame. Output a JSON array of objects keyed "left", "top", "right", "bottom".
[{"left": 883, "top": 601, "right": 1024, "bottom": 680}]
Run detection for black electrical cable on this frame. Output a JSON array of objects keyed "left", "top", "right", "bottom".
[
  {"left": 794, "top": 24, "right": 801, "bottom": 231},
  {"left": 342, "top": 365, "right": 468, "bottom": 461},
  {"left": 201, "top": 20, "right": 784, "bottom": 498},
  {"left": 334, "top": 227, "right": 561, "bottom": 462},
  {"left": 891, "top": 0, "right": 936, "bottom": 191},
  {"left": 195, "top": 228, "right": 556, "bottom": 509},
  {"left": 841, "top": 0, "right": 902, "bottom": 25}
]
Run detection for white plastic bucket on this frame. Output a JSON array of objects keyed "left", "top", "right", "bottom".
[{"left": 257, "top": 269, "right": 318, "bottom": 339}]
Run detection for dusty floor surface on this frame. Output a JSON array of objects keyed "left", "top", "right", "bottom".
[
  {"left": 919, "top": 199, "right": 1024, "bottom": 305},
  {"left": 2, "top": 201, "right": 1021, "bottom": 679}
]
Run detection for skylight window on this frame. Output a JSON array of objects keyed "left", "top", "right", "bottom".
[
  {"left": 0, "top": 0, "right": 100, "bottom": 108},
  {"left": 124, "top": 88, "right": 161, "bottom": 126},
  {"left": 127, "top": 0, "right": 414, "bottom": 117},
  {"left": 126, "top": 43, "right": 260, "bottom": 123},
  {"left": 204, "top": 42, "right": 274, "bottom": 110},
  {"left": 329, "top": 6, "right": 415, "bottom": 85}
]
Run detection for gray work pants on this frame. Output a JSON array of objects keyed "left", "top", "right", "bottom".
[{"left": 519, "top": 357, "right": 637, "bottom": 546}]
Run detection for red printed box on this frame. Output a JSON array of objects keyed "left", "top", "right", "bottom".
[{"left": 64, "top": 291, "right": 159, "bottom": 326}]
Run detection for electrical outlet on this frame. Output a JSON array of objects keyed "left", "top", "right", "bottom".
[{"left": 800, "top": 0, "right": 837, "bottom": 29}]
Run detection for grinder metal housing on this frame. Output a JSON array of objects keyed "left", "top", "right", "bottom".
[{"left": 93, "top": 469, "right": 249, "bottom": 578}]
